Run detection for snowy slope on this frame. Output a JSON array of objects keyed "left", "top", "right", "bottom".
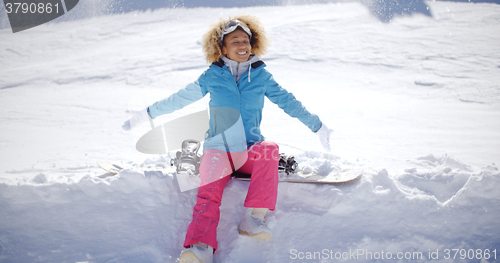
[{"left": 1, "top": 2, "right": 500, "bottom": 262}]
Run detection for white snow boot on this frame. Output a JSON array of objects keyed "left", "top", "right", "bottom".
[
  {"left": 238, "top": 208, "right": 272, "bottom": 241},
  {"left": 179, "top": 243, "right": 213, "bottom": 263}
]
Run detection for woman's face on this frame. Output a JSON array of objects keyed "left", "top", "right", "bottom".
[{"left": 222, "top": 29, "right": 252, "bottom": 63}]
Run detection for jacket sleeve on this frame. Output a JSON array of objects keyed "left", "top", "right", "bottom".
[
  {"left": 264, "top": 71, "right": 322, "bottom": 133},
  {"left": 147, "top": 78, "right": 206, "bottom": 119}
]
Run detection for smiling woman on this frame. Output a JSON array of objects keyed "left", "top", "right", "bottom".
[
  {"left": 201, "top": 14, "right": 269, "bottom": 64},
  {"left": 120, "top": 14, "right": 331, "bottom": 263},
  {"left": 221, "top": 26, "right": 252, "bottom": 63}
]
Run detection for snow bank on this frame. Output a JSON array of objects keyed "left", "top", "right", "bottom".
[{"left": 0, "top": 154, "right": 499, "bottom": 262}]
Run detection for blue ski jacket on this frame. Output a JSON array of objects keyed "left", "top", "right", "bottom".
[{"left": 147, "top": 56, "right": 322, "bottom": 150}]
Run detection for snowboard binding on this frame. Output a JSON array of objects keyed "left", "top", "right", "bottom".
[
  {"left": 170, "top": 140, "right": 298, "bottom": 176},
  {"left": 278, "top": 154, "right": 298, "bottom": 175},
  {"left": 170, "top": 140, "right": 202, "bottom": 174}
]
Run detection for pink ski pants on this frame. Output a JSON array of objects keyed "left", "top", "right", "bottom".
[{"left": 183, "top": 141, "right": 279, "bottom": 251}]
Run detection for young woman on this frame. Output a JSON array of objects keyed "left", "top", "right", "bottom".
[{"left": 123, "top": 15, "right": 333, "bottom": 263}]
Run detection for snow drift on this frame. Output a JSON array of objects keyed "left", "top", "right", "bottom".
[{"left": 1, "top": 154, "right": 499, "bottom": 262}]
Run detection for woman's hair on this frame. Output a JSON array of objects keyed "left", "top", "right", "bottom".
[{"left": 201, "top": 14, "right": 269, "bottom": 64}]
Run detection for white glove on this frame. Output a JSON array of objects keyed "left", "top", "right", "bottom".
[
  {"left": 315, "top": 123, "right": 333, "bottom": 152},
  {"left": 122, "top": 108, "right": 151, "bottom": 131}
]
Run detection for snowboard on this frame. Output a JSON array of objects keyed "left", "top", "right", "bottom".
[
  {"left": 96, "top": 160, "right": 362, "bottom": 185},
  {"left": 232, "top": 169, "right": 363, "bottom": 185}
]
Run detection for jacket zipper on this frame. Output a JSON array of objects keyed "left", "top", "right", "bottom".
[{"left": 235, "top": 62, "right": 240, "bottom": 83}]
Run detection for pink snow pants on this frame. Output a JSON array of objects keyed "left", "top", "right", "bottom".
[{"left": 183, "top": 141, "right": 279, "bottom": 251}]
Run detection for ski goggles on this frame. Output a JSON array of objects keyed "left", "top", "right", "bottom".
[{"left": 220, "top": 20, "right": 252, "bottom": 43}]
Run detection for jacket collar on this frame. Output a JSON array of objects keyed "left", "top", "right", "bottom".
[{"left": 212, "top": 56, "right": 265, "bottom": 70}]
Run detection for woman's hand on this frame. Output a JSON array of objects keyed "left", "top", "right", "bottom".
[
  {"left": 122, "top": 108, "right": 151, "bottom": 131},
  {"left": 316, "top": 123, "right": 333, "bottom": 152}
]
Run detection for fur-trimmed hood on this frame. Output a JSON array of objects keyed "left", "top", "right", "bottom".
[{"left": 201, "top": 15, "right": 269, "bottom": 64}]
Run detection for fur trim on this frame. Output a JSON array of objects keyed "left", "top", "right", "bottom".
[{"left": 201, "top": 15, "right": 269, "bottom": 64}]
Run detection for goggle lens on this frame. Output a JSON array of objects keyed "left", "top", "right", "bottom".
[{"left": 220, "top": 20, "right": 252, "bottom": 42}]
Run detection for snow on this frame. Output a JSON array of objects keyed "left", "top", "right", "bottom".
[{"left": 1, "top": 1, "right": 500, "bottom": 262}]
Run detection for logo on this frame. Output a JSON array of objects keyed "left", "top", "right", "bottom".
[{"left": 3, "top": 0, "right": 79, "bottom": 33}]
